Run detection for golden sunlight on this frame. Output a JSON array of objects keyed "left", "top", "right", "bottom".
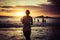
[{"left": 16, "top": 12, "right": 25, "bottom": 16}]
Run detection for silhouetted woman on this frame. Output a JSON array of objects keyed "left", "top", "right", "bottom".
[{"left": 21, "top": 10, "right": 33, "bottom": 40}]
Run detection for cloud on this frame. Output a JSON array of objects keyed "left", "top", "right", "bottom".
[
  {"left": 0, "top": 2, "right": 4, "bottom": 6},
  {"left": 0, "top": 0, "right": 50, "bottom": 6},
  {"left": 48, "top": 0, "right": 60, "bottom": 5},
  {"left": 38, "top": 3, "right": 60, "bottom": 15},
  {"left": 49, "top": 0, "right": 60, "bottom": 14}
]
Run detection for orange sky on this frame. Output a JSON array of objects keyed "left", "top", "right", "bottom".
[
  {"left": 0, "top": 0, "right": 59, "bottom": 17},
  {"left": 0, "top": 6, "right": 60, "bottom": 17}
]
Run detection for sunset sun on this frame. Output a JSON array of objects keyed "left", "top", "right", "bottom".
[{"left": 16, "top": 12, "right": 25, "bottom": 16}]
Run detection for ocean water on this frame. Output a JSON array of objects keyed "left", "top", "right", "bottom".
[{"left": 0, "top": 27, "right": 53, "bottom": 40}]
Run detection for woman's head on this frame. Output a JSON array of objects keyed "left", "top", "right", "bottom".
[{"left": 26, "top": 10, "right": 30, "bottom": 16}]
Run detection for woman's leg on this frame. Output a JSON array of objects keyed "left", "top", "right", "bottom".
[{"left": 23, "top": 30, "right": 31, "bottom": 40}]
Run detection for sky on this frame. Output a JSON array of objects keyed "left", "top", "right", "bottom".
[
  {"left": 0, "top": 0, "right": 51, "bottom": 6},
  {"left": 0, "top": 0, "right": 60, "bottom": 17}
]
